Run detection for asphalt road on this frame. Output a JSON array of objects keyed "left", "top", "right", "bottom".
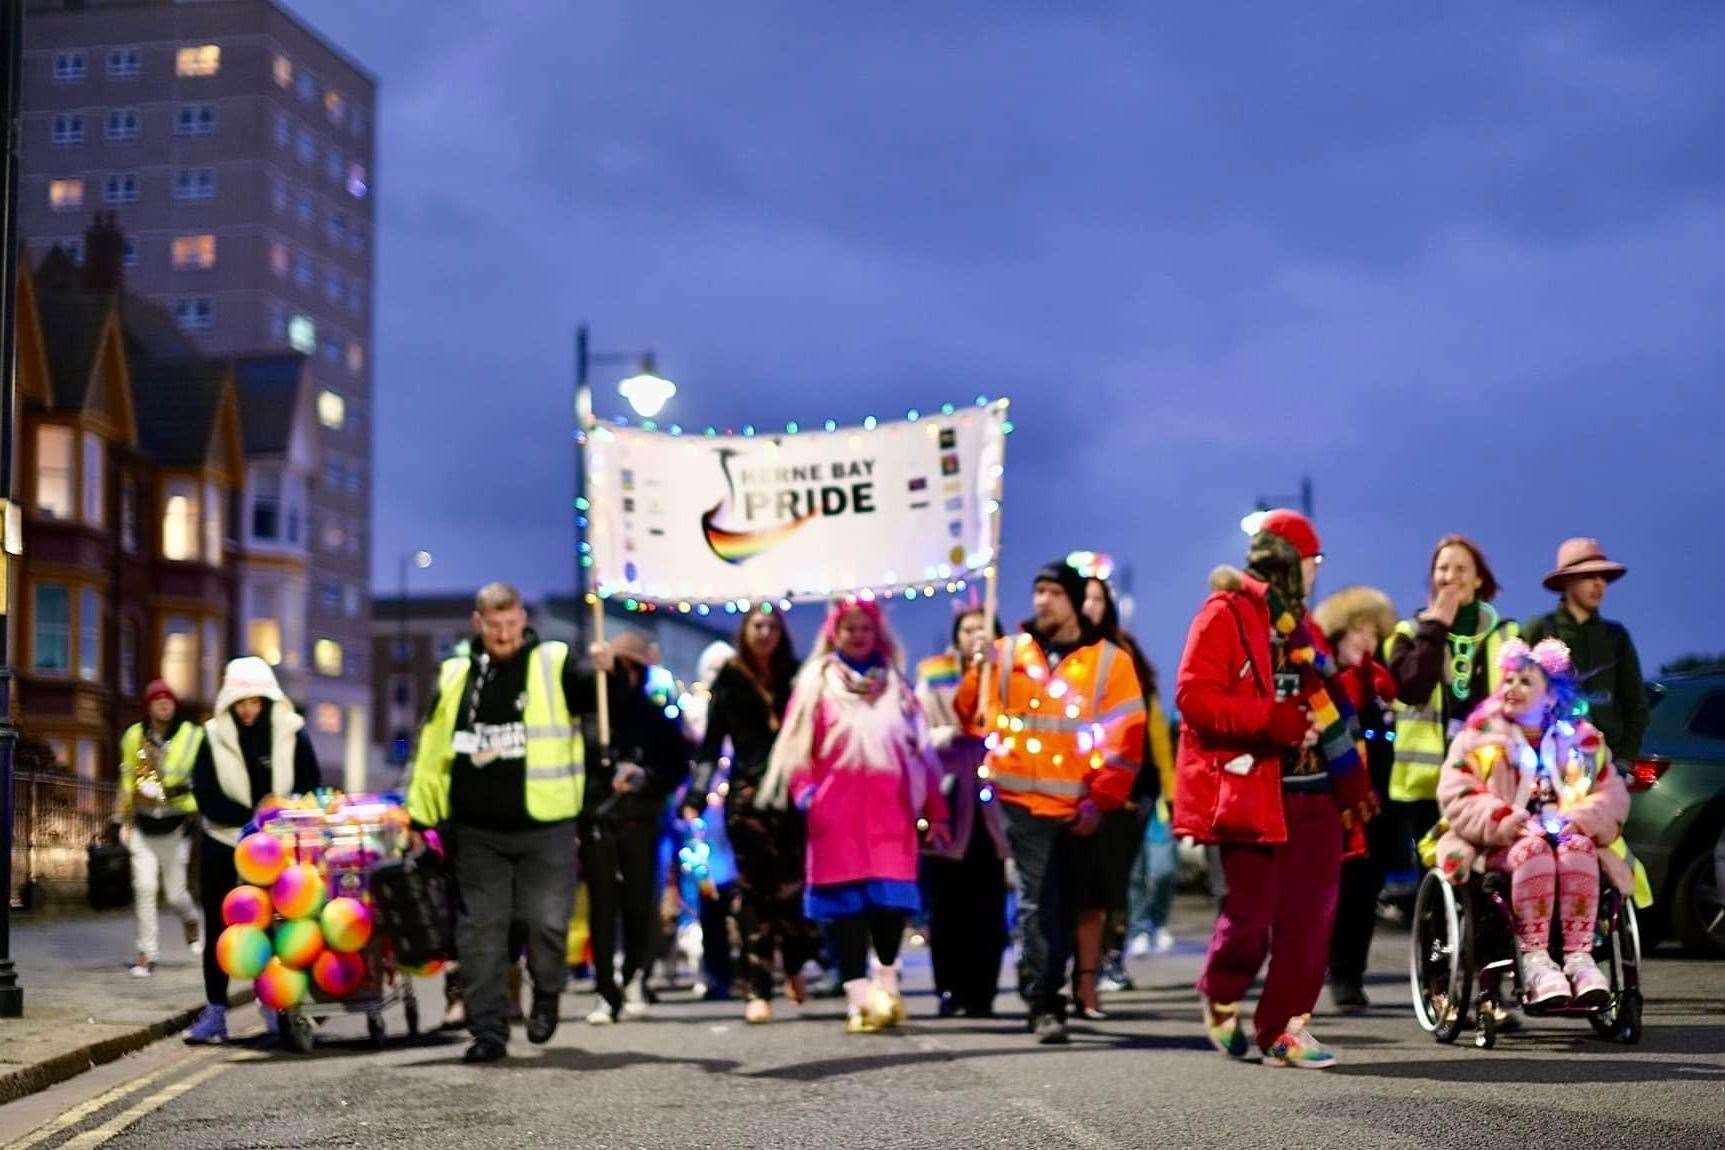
[{"left": 4, "top": 900, "right": 1723, "bottom": 1150}]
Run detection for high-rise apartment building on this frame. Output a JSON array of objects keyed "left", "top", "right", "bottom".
[{"left": 19, "top": 0, "right": 376, "bottom": 770}]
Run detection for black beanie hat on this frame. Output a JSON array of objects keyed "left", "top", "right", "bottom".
[{"left": 1034, "top": 558, "right": 1089, "bottom": 617}]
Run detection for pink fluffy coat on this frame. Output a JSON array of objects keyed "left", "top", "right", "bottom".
[
  {"left": 784, "top": 656, "right": 946, "bottom": 887},
  {"left": 1435, "top": 715, "right": 1633, "bottom": 895}
]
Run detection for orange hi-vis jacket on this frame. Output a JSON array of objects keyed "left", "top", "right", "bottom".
[{"left": 954, "top": 632, "right": 1146, "bottom": 820}]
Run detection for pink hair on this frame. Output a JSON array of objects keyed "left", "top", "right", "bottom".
[{"left": 816, "top": 596, "right": 902, "bottom": 669}]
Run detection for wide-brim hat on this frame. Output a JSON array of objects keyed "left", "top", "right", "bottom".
[{"left": 1542, "top": 537, "right": 1627, "bottom": 592}]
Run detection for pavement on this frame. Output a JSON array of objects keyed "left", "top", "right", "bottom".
[
  {"left": 0, "top": 908, "right": 246, "bottom": 1106},
  {"left": 2, "top": 895, "right": 1723, "bottom": 1149}
]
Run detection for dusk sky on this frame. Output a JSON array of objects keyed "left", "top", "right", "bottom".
[{"left": 294, "top": 0, "right": 1725, "bottom": 681}]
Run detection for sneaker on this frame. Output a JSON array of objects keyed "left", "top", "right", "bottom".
[
  {"left": 1152, "top": 928, "right": 1176, "bottom": 954},
  {"left": 622, "top": 975, "right": 650, "bottom": 1020},
  {"left": 462, "top": 1036, "right": 508, "bottom": 1063},
  {"left": 526, "top": 994, "right": 560, "bottom": 1044},
  {"left": 1563, "top": 952, "right": 1610, "bottom": 1009},
  {"left": 1521, "top": 951, "right": 1570, "bottom": 1008},
  {"left": 1074, "top": 1003, "right": 1108, "bottom": 1022},
  {"left": 1201, "top": 996, "right": 1250, "bottom": 1059},
  {"left": 1032, "top": 1012, "right": 1070, "bottom": 1045},
  {"left": 744, "top": 997, "right": 772, "bottom": 1025},
  {"left": 844, "top": 978, "right": 881, "bottom": 1034},
  {"left": 1262, "top": 1018, "right": 1338, "bottom": 1069},
  {"left": 1127, "top": 933, "right": 1152, "bottom": 959},
  {"left": 936, "top": 992, "right": 961, "bottom": 1018},
  {"left": 1329, "top": 977, "right": 1370, "bottom": 1012},
  {"left": 129, "top": 954, "right": 154, "bottom": 978},
  {"left": 585, "top": 997, "right": 618, "bottom": 1026},
  {"left": 183, "top": 1005, "right": 227, "bottom": 1045}
]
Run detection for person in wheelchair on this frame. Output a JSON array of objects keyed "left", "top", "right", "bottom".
[{"left": 1434, "top": 638, "right": 1632, "bottom": 1009}]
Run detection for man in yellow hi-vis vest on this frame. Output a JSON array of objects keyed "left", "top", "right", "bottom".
[
  {"left": 408, "top": 582, "right": 586, "bottom": 1064},
  {"left": 116, "top": 679, "right": 204, "bottom": 977}
]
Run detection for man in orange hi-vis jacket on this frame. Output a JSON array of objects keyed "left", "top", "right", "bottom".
[{"left": 956, "top": 557, "right": 1145, "bottom": 1045}]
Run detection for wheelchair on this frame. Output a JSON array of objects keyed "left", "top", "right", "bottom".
[{"left": 1409, "top": 861, "right": 1643, "bottom": 1049}]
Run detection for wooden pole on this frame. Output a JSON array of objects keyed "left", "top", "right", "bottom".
[
  {"left": 590, "top": 594, "right": 611, "bottom": 752},
  {"left": 577, "top": 397, "right": 611, "bottom": 762}
]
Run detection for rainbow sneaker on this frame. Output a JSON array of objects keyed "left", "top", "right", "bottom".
[
  {"left": 1262, "top": 1017, "right": 1337, "bottom": 1069},
  {"left": 1201, "top": 996, "right": 1249, "bottom": 1059}
]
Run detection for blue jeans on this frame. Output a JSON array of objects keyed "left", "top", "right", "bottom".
[{"left": 1127, "top": 808, "right": 1177, "bottom": 938}]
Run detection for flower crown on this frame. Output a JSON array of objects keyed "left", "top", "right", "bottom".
[{"left": 1497, "top": 637, "right": 1574, "bottom": 681}]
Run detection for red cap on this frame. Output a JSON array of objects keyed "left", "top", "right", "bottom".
[
  {"left": 1258, "top": 509, "right": 1322, "bottom": 560},
  {"left": 143, "top": 679, "right": 177, "bottom": 706}
]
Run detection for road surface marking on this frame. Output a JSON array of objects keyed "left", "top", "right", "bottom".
[
  {"left": 3, "top": 1053, "right": 210, "bottom": 1150},
  {"left": 54, "top": 1061, "right": 231, "bottom": 1150}
]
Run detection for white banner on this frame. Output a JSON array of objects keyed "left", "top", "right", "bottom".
[{"left": 585, "top": 404, "right": 1007, "bottom": 603}]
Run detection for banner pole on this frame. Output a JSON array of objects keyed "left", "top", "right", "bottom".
[
  {"left": 578, "top": 404, "right": 612, "bottom": 761},
  {"left": 975, "top": 401, "right": 1009, "bottom": 723}
]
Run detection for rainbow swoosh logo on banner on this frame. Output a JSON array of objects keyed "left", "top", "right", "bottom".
[{"left": 701, "top": 448, "right": 811, "bottom": 565}]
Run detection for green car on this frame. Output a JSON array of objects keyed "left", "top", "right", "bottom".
[{"left": 1623, "top": 672, "right": 1725, "bottom": 954}]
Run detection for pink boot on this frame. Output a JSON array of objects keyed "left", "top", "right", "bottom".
[
  {"left": 1521, "top": 951, "right": 1569, "bottom": 1008},
  {"left": 1562, "top": 952, "right": 1609, "bottom": 1009}
]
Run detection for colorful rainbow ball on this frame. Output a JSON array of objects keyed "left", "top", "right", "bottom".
[
  {"left": 319, "top": 897, "right": 373, "bottom": 954},
  {"left": 234, "top": 832, "right": 288, "bottom": 887},
  {"left": 401, "top": 958, "right": 446, "bottom": 978},
  {"left": 215, "top": 925, "right": 272, "bottom": 980},
  {"left": 273, "top": 918, "right": 326, "bottom": 970},
  {"left": 311, "top": 950, "right": 366, "bottom": 998},
  {"left": 254, "top": 957, "right": 308, "bottom": 1011},
  {"left": 221, "top": 885, "right": 272, "bottom": 929},
  {"left": 271, "top": 864, "right": 327, "bottom": 920}
]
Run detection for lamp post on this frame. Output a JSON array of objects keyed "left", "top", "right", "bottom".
[
  {"left": 572, "top": 324, "right": 673, "bottom": 644},
  {"left": 1, "top": 0, "right": 27, "bottom": 1018},
  {"left": 392, "top": 550, "right": 431, "bottom": 766}
]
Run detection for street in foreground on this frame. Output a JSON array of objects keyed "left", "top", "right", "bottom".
[{"left": 2, "top": 905, "right": 1723, "bottom": 1150}]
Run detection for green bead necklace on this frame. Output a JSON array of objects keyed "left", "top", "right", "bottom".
[{"left": 1446, "top": 602, "right": 1498, "bottom": 701}]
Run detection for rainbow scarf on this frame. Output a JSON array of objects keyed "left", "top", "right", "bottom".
[{"left": 1267, "top": 590, "right": 1379, "bottom": 830}]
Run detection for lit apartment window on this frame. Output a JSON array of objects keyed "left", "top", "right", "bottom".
[
  {"left": 79, "top": 587, "right": 103, "bottom": 681},
  {"left": 313, "top": 639, "right": 344, "bottom": 677},
  {"left": 270, "top": 241, "right": 289, "bottom": 278},
  {"left": 346, "top": 163, "right": 369, "bottom": 199},
  {"left": 176, "top": 104, "right": 217, "bottom": 137},
  {"left": 162, "top": 479, "right": 200, "bottom": 560},
  {"left": 51, "top": 113, "right": 84, "bottom": 145},
  {"left": 324, "top": 89, "right": 346, "bottom": 125},
  {"left": 173, "top": 167, "right": 216, "bottom": 201},
  {"left": 295, "top": 190, "right": 313, "bottom": 224},
  {"left": 53, "top": 51, "right": 88, "bottom": 82},
  {"left": 296, "top": 128, "right": 315, "bottom": 165},
  {"left": 314, "top": 702, "right": 343, "bottom": 734},
  {"left": 324, "top": 268, "right": 343, "bottom": 304},
  {"left": 35, "top": 425, "right": 75, "bottom": 519},
  {"left": 250, "top": 617, "right": 284, "bottom": 666},
  {"left": 104, "top": 109, "right": 141, "bottom": 142},
  {"left": 32, "top": 585, "right": 71, "bottom": 673},
  {"left": 296, "top": 69, "right": 315, "bottom": 103},
  {"left": 171, "top": 234, "right": 217, "bottom": 271},
  {"left": 317, "top": 389, "right": 346, "bottom": 430},
  {"left": 173, "top": 298, "right": 215, "bottom": 331},
  {"left": 106, "top": 47, "right": 142, "bottom": 79},
  {"left": 294, "top": 250, "right": 313, "bottom": 288},
  {"left": 346, "top": 342, "right": 364, "bottom": 375},
  {"left": 161, "top": 617, "right": 197, "bottom": 698},
  {"left": 103, "top": 173, "right": 139, "bottom": 205},
  {"left": 204, "top": 480, "right": 226, "bottom": 560},
  {"left": 273, "top": 53, "right": 293, "bottom": 89},
  {"left": 123, "top": 238, "right": 138, "bottom": 269},
  {"left": 176, "top": 44, "right": 221, "bottom": 78},
  {"left": 288, "top": 314, "right": 316, "bottom": 354},
  {"left": 81, "top": 431, "right": 105, "bottom": 526}
]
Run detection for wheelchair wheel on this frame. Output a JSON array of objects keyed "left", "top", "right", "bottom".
[
  {"left": 1410, "top": 871, "right": 1472, "bottom": 1042},
  {"left": 1590, "top": 898, "right": 1645, "bottom": 1043}
]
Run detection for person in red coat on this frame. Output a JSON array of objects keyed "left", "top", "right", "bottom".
[{"left": 1174, "top": 510, "right": 1377, "bottom": 1069}]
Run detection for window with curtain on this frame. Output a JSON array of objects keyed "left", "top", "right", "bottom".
[
  {"left": 121, "top": 473, "right": 139, "bottom": 552},
  {"left": 36, "top": 425, "right": 74, "bottom": 519},
  {"left": 82, "top": 432, "right": 105, "bottom": 526},
  {"left": 201, "top": 618, "right": 222, "bottom": 700},
  {"left": 120, "top": 618, "right": 139, "bottom": 695},
  {"left": 33, "top": 584, "right": 71, "bottom": 672},
  {"left": 162, "top": 478, "right": 199, "bottom": 560},
  {"left": 161, "top": 617, "right": 197, "bottom": 699},
  {"left": 204, "top": 483, "right": 224, "bottom": 566},
  {"left": 78, "top": 587, "right": 102, "bottom": 681}
]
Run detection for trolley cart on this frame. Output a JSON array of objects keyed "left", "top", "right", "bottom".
[{"left": 262, "top": 804, "right": 421, "bottom": 1052}]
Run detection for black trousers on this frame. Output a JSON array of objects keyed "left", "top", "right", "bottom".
[
  {"left": 829, "top": 909, "right": 907, "bottom": 982},
  {"left": 728, "top": 803, "right": 820, "bottom": 1000},
  {"left": 925, "top": 828, "right": 1008, "bottom": 1012},
  {"left": 1003, "top": 803, "right": 1078, "bottom": 1017},
  {"left": 198, "top": 835, "right": 238, "bottom": 1007},
  {"left": 1329, "top": 795, "right": 1407, "bottom": 984},
  {"left": 699, "top": 883, "right": 737, "bottom": 991},
  {"left": 578, "top": 814, "right": 660, "bottom": 1005},
  {"left": 451, "top": 821, "right": 578, "bottom": 1045}
]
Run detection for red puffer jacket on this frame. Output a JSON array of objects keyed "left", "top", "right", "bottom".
[{"left": 1171, "top": 567, "right": 1311, "bottom": 845}]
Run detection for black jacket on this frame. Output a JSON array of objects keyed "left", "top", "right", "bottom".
[
  {"left": 1522, "top": 609, "right": 1650, "bottom": 760},
  {"left": 693, "top": 661, "right": 793, "bottom": 804},
  {"left": 574, "top": 667, "right": 691, "bottom": 822}
]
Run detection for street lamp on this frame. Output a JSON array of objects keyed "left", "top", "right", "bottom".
[
  {"left": 1, "top": 0, "right": 27, "bottom": 1018},
  {"left": 1240, "top": 476, "right": 1315, "bottom": 536}
]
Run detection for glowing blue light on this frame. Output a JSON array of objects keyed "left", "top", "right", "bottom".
[
  {"left": 786, "top": 421, "right": 799, "bottom": 434},
  {"left": 824, "top": 419, "right": 837, "bottom": 432},
  {"left": 863, "top": 416, "right": 878, "bottom": 430}
]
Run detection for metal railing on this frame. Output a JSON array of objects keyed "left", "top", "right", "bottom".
[{"left": 7, "top": 770, "right": 119, "bottom": 909}]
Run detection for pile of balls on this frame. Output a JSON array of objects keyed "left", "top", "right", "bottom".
[{"left": 215, "top": 830, "right": 377, "bottom": 1011}]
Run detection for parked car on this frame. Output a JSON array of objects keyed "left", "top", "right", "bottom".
[{"left": 1621, "top": 672, "right": 1725, "bottom": 954}]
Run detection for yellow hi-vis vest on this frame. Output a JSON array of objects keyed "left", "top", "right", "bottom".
[
  {"left": 406, "top": 642, "right": 584, "bottom": 827},
  {"left": 1386, "top": 618, "right": 1517, "bottom": 803},
  {"left": 118, "top": 721, "right": 202, "bottom": 818}
]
